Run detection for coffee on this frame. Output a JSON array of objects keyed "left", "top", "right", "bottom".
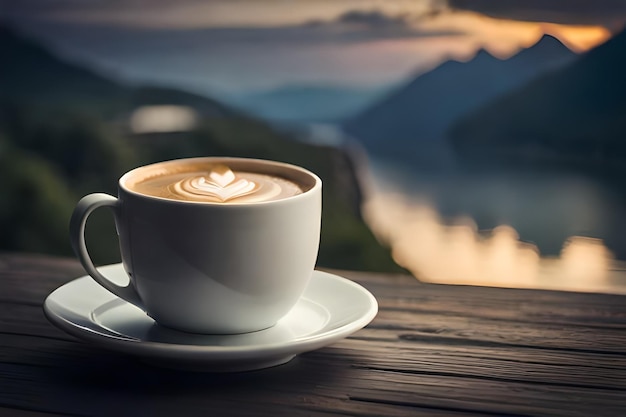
[
  {"left": 71, "top": 156, "right": 322, "bottom": 334},
  {"left": 126, "top": 160, "right": 307, "bottom": 204}
]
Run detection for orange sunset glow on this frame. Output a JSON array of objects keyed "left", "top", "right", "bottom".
[
  {"left": 542, "top": 24, "right": 612, "bottom": 51},
  {"left": 417, "top": 11, "right": 612, "bottom": 59}
]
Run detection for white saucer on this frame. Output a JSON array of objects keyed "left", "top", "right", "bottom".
[{"left": 44, "top": 264, "right": 378, "bottom": 372}]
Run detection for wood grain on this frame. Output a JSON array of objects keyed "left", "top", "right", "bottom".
[{"left": 1, "top": 253, "right": 626, "bottom": 417}]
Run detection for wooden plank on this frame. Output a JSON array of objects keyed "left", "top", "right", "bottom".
[
  {"left": 370, "top": 310, "right": 626, "bottom": 353},
  {"left": 346, "top": 369, "right": 626, "bottom": 417},
  {"left": 2, "top": 253, "right": 626, "bottom": 417},
  {"left": 0, "top": 344, "right": 481, "bottom": 417},
  {"left": 3, "top": 338, "right": 624, "bottom": 417}
]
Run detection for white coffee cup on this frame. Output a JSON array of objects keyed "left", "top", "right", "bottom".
[{"left": 70, "top": 157, "right": 322, "bottom": 334}]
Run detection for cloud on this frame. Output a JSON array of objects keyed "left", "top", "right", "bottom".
[
  {"left": 448, "top": 0, "right": 626, "bottom": 27},
  {"left": 336, "top": 9, "right": 412, "bottom": 29},
  {"left": 4, "top": 6, "right": 463, "bottom": 47},
  {"left": 291, "top": 8, "right": 462, "bottom": 43},
  {"left": 0, "top": 0, "right": 446, "bottom": 30}
]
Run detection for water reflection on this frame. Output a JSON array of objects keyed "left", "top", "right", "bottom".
[{"left": 363, "top": 178, "right": 626, "bottom": 294}]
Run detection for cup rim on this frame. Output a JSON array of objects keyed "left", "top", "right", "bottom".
[{"left": 119, "top": 157, "right": 322, "bottom": 206}]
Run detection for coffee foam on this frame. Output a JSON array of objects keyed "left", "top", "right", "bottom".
[{"left": 126, "top": 161, "right": 307, "bottom": 204}]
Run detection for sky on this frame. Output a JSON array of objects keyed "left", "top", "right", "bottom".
[{"left": 1, "top": 0, "right": 624, "bottom": 95}]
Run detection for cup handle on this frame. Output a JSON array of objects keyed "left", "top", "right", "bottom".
[{"left": 70, "top": 193, "right": 143, "bottom": 309}]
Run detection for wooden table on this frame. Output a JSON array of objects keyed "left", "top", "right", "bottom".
[{"left": 2, "top": 253, "right": 626, "bottom": 416}]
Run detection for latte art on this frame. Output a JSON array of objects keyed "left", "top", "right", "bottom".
[
  {"left": 130, "top": 163, "right": 304, "bottom": 203},
  {"left": 187, "top": 176, "right": 256, "bottom": 200},
  {"left": 173, "top": 165, "right": 259, "bottom": 202}
]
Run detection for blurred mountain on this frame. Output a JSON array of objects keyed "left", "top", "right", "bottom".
[
  {"left": 0, "top": 26, "right": 401, "bottom": 273},
  {"left": 0, "top": 26, "right": 126, "bottom": 109},
  {"left": 226, "top": 84, "right": 392, "bottom": 123},
  {"left": 343, "top": 35, "right": 576, "bottom": 171},
  {"left": 449, "top": 29, "right": 626, "bottom": 176},
  {"left": 0, "top": 26, "right": 231, "bottom": 118}
]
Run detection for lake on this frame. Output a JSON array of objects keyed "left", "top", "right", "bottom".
[
  {"left": 289, "top": 122, "right": 626, "bottom": 294},
  {"left": 360, "top": 156, "right": 626, "bottom": 294}
]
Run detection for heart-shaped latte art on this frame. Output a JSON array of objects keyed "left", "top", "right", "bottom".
[
  {"left": 178, "top": 165, "right": 257, "bottom": 202},
  {"left": 162, "top": 164, "right": 302, "bottom": 203},
  {"left": 190, "top": 176, "right": 256, "bottom": 202},
  {"left": 206, "top": 165, "right": 237, "bottom": 188}
]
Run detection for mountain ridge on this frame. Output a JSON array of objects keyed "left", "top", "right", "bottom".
[
  {"left": 342, "top": 34, "right": 577, "bottom": 170},
  {"left": 449, "top": 28, "right": 626, "bottom": 172}
]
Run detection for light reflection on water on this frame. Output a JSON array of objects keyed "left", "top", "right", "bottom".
[{"left": 362, "top": 162, "right": 626, "bottom": 294}]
